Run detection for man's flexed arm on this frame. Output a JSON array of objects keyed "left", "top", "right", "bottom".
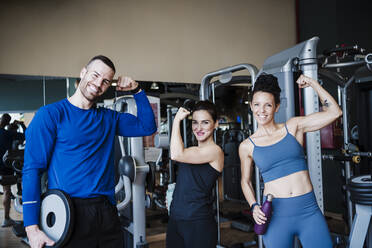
[{"left": 115, "top": 77, "right": 157, "bottom": 137}]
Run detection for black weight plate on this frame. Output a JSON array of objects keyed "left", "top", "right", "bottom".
[
  {"left": 349, "top": 175, "right": 372, "bottom": 188},
  {"left": 347, "top": 186, "right": 372, "bottom": 193},
  {"left": 350, "top": 194, "right": 372, "bottom": 202},
  {"left": 350, "top": 198, "right": 372, "bottom": 205},
  {"left": 350, "top": 194, "right": 372, "bottom": 201}
]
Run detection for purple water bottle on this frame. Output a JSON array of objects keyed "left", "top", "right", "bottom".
[{"left": 254, "top": 194, "right": 273, "bottom": 235}]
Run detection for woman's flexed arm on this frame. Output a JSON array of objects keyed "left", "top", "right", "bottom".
[
  {"left": 170, "top": 107, "right": 190, "bottom": 161},
  {"left": 170, "top": 107, "right": 222, "bottom": 166},
  {"left": 291, "top": 75, "right": 342, "bottom": 133}
]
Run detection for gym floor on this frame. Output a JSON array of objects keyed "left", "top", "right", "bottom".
[
  {"left": 147, "top": 201, "right": 349, "bottom": 248},
  {"left": 0, "top": 186, "right": 348, "bottom": 248},
  {"left": 0, "top": 187, "right": 26, "bottom": 248}
]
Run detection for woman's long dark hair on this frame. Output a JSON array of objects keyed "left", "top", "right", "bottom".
[{"left": 192, "top": 100, "right": 218, "bottom": 122}]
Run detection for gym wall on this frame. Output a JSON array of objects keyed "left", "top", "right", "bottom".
[
  {"left": 0, "top": 0, "right": 296, "bottom": 83},
  {"left": 0, "top": 76, "right": 77, "bottom": 112},
  {"left": 298, "top": 0, "right": 372, "bottom": 53}
]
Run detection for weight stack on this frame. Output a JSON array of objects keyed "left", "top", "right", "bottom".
[{"left": 348, "top": 175, "right": 372, "bottom": 205}]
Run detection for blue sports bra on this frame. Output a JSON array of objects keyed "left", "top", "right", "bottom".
[{"left": 249, "top": 124, "right": 308, "bottom": 183}]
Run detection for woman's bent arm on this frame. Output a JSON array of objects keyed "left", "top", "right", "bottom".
[
  {"left": 240, "top": 141, "right": 257, "bottom": 206},
  {"left": 170, "top": 107, "right": 223, "bottom": 170},
  {"left": 240, "top": 140, "right": 267, "bottom": 224},
  {"left": 290, "top": 75, "right": 342, "bottom": 133}
]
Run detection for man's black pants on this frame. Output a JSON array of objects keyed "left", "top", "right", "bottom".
[{"left": 63, "top": 196, "right": 123, "bottom": 248}]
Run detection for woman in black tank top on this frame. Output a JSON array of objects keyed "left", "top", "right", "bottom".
[{"left": 166, "top": 101, "right": 224, "bottom": 248}]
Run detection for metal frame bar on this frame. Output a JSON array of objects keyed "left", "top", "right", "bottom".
[
  {"left": 341, "top": 76, "right": 356, "bottom": 228},
  {"left": 200, "top": 63, "right": 258, "bottom": 100},
  {"left": 113, "top": 96, "right": 149, "bottom": 248},
  {"left": 349, "top": 204, "right": 372, "bottom": 247}
]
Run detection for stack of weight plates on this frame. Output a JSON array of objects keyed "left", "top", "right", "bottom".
[{"left": 348, "top": 175, "right": 372, "bottom": 205}]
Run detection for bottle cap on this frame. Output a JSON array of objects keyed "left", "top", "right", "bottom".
[{"left": 267, "top": 194, "right": 274, "bottom": 201}]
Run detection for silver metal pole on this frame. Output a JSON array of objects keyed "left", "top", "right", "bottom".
[
  {"left": 182, "top": 118, "right": 188, "bottom": 148},
  {"left": 298, "top": 39, "right": 320, "bottom": 248},
  {"left": 254, "top": 119, "right": 264, "bottom": 248},
  {"left": 131, "top": 137, "right": 149, "bottom": 248},
  {"left": 337, "top": 85, "right": 342, "bottom": 106},
  {"left": 66, "top": 78, "right": 70, "bottom": 98},
  {"left": 167, "top": 106, "right": 174, "bottom": 183},
  {"left": 342, "top": 76, "right": 355, "bottom": 229},
  {"left": 124, "top": 96, "right": 149, "bottom": 248},
  {"left": 250, "top": 79, "right": 263, "bottom": 248},
  {"left": 323, "top": 60, "right": 366, "bottom": 68},
  {"left": 298, "top": 38, "right": 324, "bottom": 212},
  {"left": 302, "top": 66, "right": 324, "bottom": 211},
  {"left": 43, "top": 76, "right": 46, "bottom": 106},
  {"left": 211, "top": 83, "right": 222, "bottom": 246}
]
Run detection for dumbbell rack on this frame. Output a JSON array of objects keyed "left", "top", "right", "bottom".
[{"left": 348, "top": 175, "right": 372, "bottom": 247}]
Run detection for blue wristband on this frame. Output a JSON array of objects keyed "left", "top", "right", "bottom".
[{"left": 250, "top": 202, "right": 260, "bottom": 212}]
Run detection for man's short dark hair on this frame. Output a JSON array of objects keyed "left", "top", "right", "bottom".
[{"left": 87, "top": 55, "right": 116, "bottom": 73}]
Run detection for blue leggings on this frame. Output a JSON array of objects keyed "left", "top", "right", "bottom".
[{"left": 262, "top": 191, "right": 332, "bottom": 248}]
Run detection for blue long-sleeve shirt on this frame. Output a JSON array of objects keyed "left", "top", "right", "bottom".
[{"left": 22, "top": 91, "right": 157, "bottom": 227}]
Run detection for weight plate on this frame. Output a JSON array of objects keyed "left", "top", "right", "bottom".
[
  {"left": 40, "top": 189, "right": 74, "bottom": 248},
  {"left": 349, "top": 175, "right": 372, "bottom": 188}
]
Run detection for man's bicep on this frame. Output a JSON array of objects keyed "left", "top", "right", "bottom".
[
  {"left": 116, "top": 113, "right": 142, "bottom": 137},
  {"left": 116, "top": 112, "right": 156, "bottom": 137}
]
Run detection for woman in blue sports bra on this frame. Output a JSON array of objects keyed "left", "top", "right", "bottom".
[
  {"left": 166, "top": 101, "right": 224, "bottom": 248},
  {"left": 240, "top": 74, "right": 342, "bottom": 248}
]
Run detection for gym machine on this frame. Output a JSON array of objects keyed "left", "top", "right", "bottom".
[
  {"left": 0, "top": 123, "right": 28, "bottom": 242},
  {"left": 109, "top": 95, "right": 150, "bottom": 248},
  {"left": 319, "top": 48, "right": 372, "bottom": 247},
  {"left": 265, "top": 40, "right": 372, "bottom": 247}
]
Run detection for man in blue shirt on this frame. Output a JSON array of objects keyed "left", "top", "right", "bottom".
[
  {"left": 0, "top": 114, "right": 25, "bottom": 227},
  {"left": 23, "top": 55, "right": 157, "bottom": 248}
]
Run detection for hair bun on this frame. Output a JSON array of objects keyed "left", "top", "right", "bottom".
[{"left": 252, "top": 74, "right": 281, "bottom": 105}]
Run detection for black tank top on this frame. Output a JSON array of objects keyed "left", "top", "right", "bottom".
[{"left": 170, "top": 162, "right": 221, "bottom": 221}]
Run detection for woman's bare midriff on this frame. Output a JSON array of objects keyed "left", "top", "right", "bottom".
[{"left": 263, "top": 170, "right": 313, "bottom": 198}]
